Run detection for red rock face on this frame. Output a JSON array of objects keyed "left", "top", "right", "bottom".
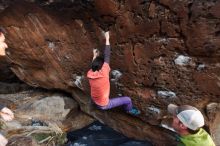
[
  {"left": 0, "top": 1, "right": 96, "bottom": 90},
  {"left": 0, "top": 0, "right": 219, "bottom": 145}
]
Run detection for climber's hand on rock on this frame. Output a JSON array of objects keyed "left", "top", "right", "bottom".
[
  {"left": 0, "top": 134, "right": 8, "bottom": 146},
  {"left": 104, "top": 31, "right": 109, "bottom": 41},
  {"left": 0, "top": 33, "right": 7, "bottom": 56},
  {"left": 104, "top": 31, "right": 110, "bottom": 45},
  {"left": 0, "top": 107, "right": 14, "bottom": 121}
]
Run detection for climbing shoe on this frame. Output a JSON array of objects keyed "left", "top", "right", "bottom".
[{"left": 128, "top": 107, "right": 141, "bottom": 116}]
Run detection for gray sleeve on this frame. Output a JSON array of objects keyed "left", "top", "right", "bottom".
[
  {"left": 0, "top": 104, "right": 5, "bottom": 111},
  {"left": 104, "top": 45, "right": 111, "bottom": 64}
]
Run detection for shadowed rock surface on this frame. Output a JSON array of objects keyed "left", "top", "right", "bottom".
[
  {"left": 0, "top": 56, "right": 19, "bottom": 83},
  {"left": 66, "top": 121, "right": 153, "bottom": 146},
  {"left": 0, "top": 0, "right": 219, "bottom": 145},
  {"left": 0, "top": 87, "right": 95, "bottom": 146}
]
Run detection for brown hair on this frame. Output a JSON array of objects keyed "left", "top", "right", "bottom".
[{"left": 91, "top": 56, "right": 104, "bottom": 72}]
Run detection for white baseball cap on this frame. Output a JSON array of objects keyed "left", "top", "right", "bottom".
[{"left": 168, "top": 104, "right": 205, "bottom": 130}]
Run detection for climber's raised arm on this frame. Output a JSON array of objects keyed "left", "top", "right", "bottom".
[{"left": 104, "top": 31, "right": 110, "bottom": 64}]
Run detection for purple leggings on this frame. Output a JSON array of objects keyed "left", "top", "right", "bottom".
[{"left": 97, "top": 96, "right": 133, "bottom": 112}]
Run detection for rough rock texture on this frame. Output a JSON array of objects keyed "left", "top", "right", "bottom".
[
  {"left": 7, "top": 136, "right": 39, "bottom": 146},
  {"left": 0, "top": 82, "right": 30, "bottom": 94},
  {"left": 0, "top": 88, "right": 94, "bottom": 145},
  {"left": 206, "top": 102, "right": 220, "bottom": 145},
  {"left": 0, "top": 0, "right": 219, "bottom": 145}
]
